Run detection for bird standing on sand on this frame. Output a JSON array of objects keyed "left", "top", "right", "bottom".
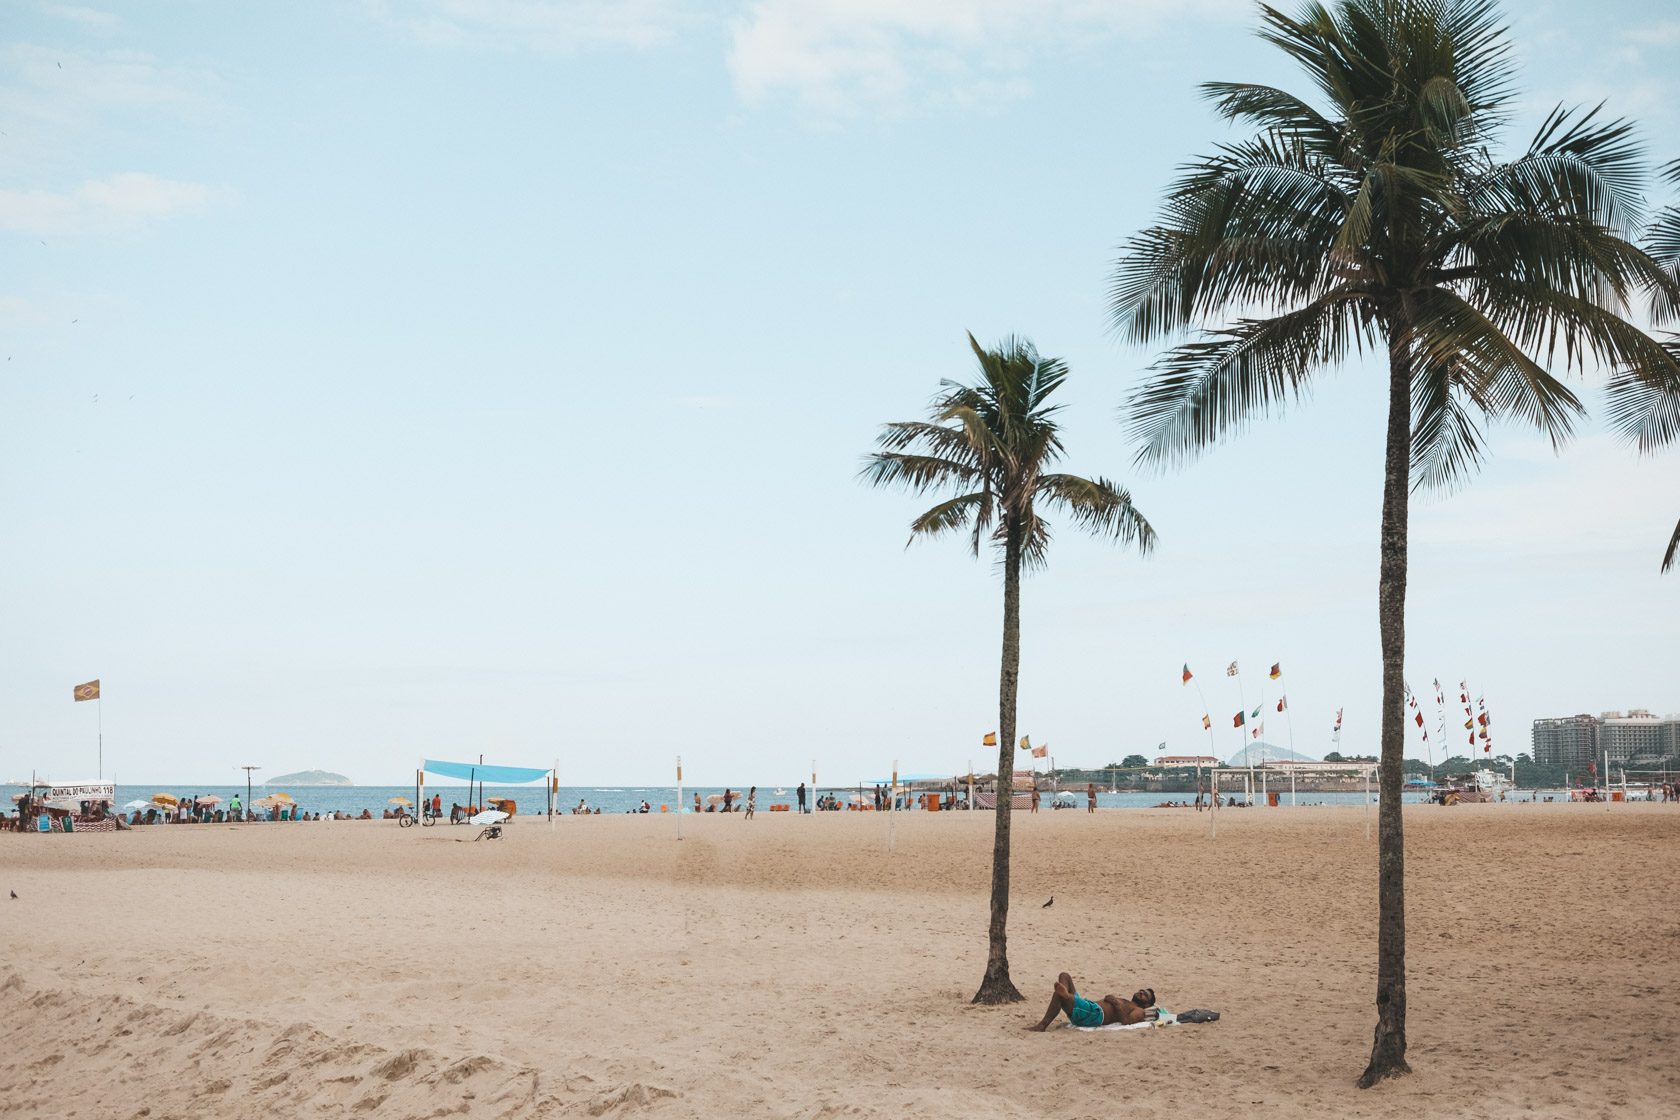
[{"left": 1042, "top": 896, "right": 1053, "bottom": 908}]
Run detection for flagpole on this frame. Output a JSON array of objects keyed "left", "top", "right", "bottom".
[
  {"left": 98, "top": 694, "right": 103, "bottom": 780},
  {"left": 1236, "top": 665, "right": 1249, "bottom": 770},
  {"left": 1189, "top": 671, "right": 1217, "bottom": 765},
  {"left": 888, "top": 759, "right": 898, "bottom": 852},
  {"left": 676, "top": 755, "right": 683, "bottom": 840}
]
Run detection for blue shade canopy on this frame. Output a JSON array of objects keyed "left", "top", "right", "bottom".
[
  {"left": 862, "top": 773, "right": 954, "bottom": 784},
  {"left": 422, "top": 759, "right": 551, "bottom": 784}
]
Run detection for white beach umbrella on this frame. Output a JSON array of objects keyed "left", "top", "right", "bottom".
[
  {"left": 123, "top": 800, "right": 153, "bottom": 810},
  {"left": 470, "top": 810, "right": 508, "bottom": 825}
]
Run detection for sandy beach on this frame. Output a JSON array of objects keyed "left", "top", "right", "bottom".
[{"left": 3, "top": 804, "right": 1676, "bottom": 1119}]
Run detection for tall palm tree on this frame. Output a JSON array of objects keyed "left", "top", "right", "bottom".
[
  {"left": 1633, "top": 158, "right": 1680, "bottom": 572},
  {"left": 1107, "top": 0, "right": 1680, "bottom": 1086},
  {"left": 863, "top": 332, "right": 1155, "bottom": 1004}
]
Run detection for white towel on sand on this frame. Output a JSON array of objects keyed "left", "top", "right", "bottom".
[{"left": 1066, "top": 1012, "right": 1175, "bottom": 1032}]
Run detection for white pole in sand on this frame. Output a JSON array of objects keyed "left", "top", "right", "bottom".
[
  {"left": 676, "top": 756, "right": 683, "bottom": 840},
  {"left": 1210, "top": 768, "right": 1218, "bottom": 838},
  {"left": 811, "top": 758, "right": 816, "bottom": 817},
  {"left": 889, "top": 760, "right": 898, "bottom": 852},
  {"left": 1365, "top": 764, "right": 1372, "bottom": 840},
  {"left": 1261, "top": 768, "right": 1267, "bottom": 807},
  {"left": 550, "top": 760, "right": 556, "bottom": 832},
  {"left": 1603, "top": 750, "right": 1610, "bottom": 802},
  {"left": 1290, "top": 766, "right": 1296, "bottom": 807},
  {"left": 968, "top": 760, "right": 974, "bottom": 814}
]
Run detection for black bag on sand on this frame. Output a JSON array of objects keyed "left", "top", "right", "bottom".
[{"left": 1176, "top": 1009, "right": 1220, "bottom": 1023}]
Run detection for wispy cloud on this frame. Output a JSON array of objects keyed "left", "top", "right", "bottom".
[
  {"left": 727, "top": 0, "right": 1246, "bottom": 116},
  {"left": 1627, "top": 20, "right": 1680, "bottom": 48},
  {"left": 0, "top": 41, "right": 218, "bottom": 168},
  {"left": 39, "top": 4, "right": 122, "bottom": 33},
  {"left": 367, "top": 0, "right": 693, "bottom": 52},
  {"left": 0, "top": 172, "right": 217, "bottom": 235}
]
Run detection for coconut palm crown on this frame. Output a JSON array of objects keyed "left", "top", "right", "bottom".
[
  {"left": 863, "top": 332, "right": 1154, "bottom": 1005},
  {"left": 1107, "top": 0, "right": 1680, "bottom": 1087}
]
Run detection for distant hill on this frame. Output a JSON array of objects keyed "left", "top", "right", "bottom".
[
  {"left": 1222, "top": 742, "right": 1319, "bottom": 767},
  {"left": 268, "top": 769, "right": 352, "bottom": 786}
]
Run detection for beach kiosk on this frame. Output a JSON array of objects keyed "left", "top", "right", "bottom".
[{"left": 49, "top": 781, "right": 117, "bottom": 832}]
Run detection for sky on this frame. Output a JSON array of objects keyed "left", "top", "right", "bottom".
[{"left": 2, "top": 0, "right": 1676, "bottom": 788}]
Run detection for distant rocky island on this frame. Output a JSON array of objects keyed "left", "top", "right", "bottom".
[{"left": 268, "top": 769, "right": 353, "bottom": 786}]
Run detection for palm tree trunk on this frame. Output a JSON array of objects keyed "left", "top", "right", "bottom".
[
  {"left": 1359, "top": 318, "right": 1415, "bottom": 1087},
  {"left": 974, "top": 515, "right": 1025, "bottom": 1004}
]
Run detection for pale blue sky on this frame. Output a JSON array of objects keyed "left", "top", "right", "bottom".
[{"left": 2, "top": 0, "right": 1676, "bottom": 786}]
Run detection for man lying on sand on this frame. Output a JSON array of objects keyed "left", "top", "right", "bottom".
[{"left": 1026, "top": 973, "right": 1156, "bottom": 1031}]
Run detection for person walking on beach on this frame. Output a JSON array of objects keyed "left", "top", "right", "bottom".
[
  {"left": 1086, "top": 782, "right": 1096, "bottom": 814},
  {"left": 722, "top": 788, "right": 735, "bottom": 813},
  {"left": 745, "top": 787, "right": 756, "bottom": 819},
  {"left": 1030, "top": 787, "right": 1040, "bottom": 814},
  {"left": 693, "top": 792, "right": 702, "bottom": 815},
  {"left": 797, "top": 782, "right": 806, "bottom": 814}
]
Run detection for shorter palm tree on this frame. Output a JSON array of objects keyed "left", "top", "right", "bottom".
[{"left": 862, "top": 332, "right": 1155, "bottom": 1004}]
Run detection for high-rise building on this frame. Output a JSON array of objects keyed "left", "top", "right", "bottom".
[
  {"left": 1531, "top": 710, "right": 1680, "bottom": 767},
  {"left": 1531, "top": 714, "right": 1599, "bottom": 767},
  {"left": 1598, "top": 710, "right": 1676, "bottom": 763}
]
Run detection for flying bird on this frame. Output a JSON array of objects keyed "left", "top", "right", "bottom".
[{"left": 1041, "top": 896, "right": 1053, "bottom": 908}]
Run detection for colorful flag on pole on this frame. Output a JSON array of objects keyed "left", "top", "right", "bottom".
[
  {"left": 1251, "top": 703, "right": 1262, "bottom": 719},
  {"left": 1182, "top": 664, "right": 1193, "bottom": 684},
  {"left": 1031, "top": 744, "right": 1048, "bottom": 759},
  {"left": 1415, "top": 712, "right": 1424, "bottom": 727},
  {"left": 1269, "top": 663, "right": 1281, "bottom": 679},
  {"left": 983, "top": 732, "right": 997, "bottom": 746},
  {"left": 1226, "top": 661, "right": 1239, "bottom": 676},
  {"left": 1277, "top": 697, "right": 1287, "bottom": 712},
  {"left": 1019, "top": 736, "right": 1031, "bottom": 751},
  {"left": 1201, "top": 715, "right": 1211, "bottom": 730},
  {"left": 1233, "top": 712, "right": 1245, "bottom": 728},
  {"left": 1465, "top": 718, "right": 1474, "bottom": 729},
  {"left": 73, "top": 680, "right": 99, "bottom": 702}
]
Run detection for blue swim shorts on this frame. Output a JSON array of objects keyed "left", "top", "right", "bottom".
[{"left": 1069, "top": 995, "right": 1105, "bottom": 1028}]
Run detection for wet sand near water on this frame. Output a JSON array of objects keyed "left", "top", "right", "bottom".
[{"left": 2, "top": 803, "right": 1676, "bottom": 1118}]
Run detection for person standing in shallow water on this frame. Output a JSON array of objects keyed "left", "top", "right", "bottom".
[{"left": 1087, "top": 782, "right": 1096, "bottom": 814}]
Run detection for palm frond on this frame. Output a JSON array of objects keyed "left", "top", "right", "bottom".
[
  {"left": 860, "top": 452, "right": 980, "bottom": 494},
  {"left": 1662, "top": 515, "right": 1680, "bottom": 574},
  {"left": 1037, "top": 475, "right": 1158, "bottom": 554},
  {"left": 907, "top": 492, "right": 987, "bottom": 552},
  {"left": 1409, "top": 353, "right": 1491, "bottom": 492},
  {"left": 1126, "top": 294, "right": 1367, "bottom": 465},
  {"left": 1603, "top": 363, "right": 1680, "bottom": 452},
  {"left": 1409, "top": 286, "right": 1585, "bottom": 449}
]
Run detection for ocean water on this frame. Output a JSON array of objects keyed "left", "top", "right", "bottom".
[{"left": 49, "top": 784, "right": 1456, "bottom": 819}]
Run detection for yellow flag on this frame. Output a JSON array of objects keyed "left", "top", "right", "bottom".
[
  {"left": 1019, "top": 735, "right": 1031, "bottom": 751},
  {"left": 73, "top": 679, "right": 100, "bottom": 702},
  {"left": 982, "top": 732, "right": 997, "bottom": 746}
]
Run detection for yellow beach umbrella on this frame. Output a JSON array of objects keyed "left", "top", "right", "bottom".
[
  {"left": 389, "top": 797, "right": 413, "bottom": 806},
  {"left": 152, "top": 793, "right": 178, "bottom": 806}
]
